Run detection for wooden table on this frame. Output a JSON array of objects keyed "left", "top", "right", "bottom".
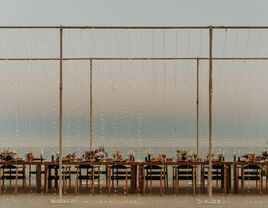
[
  {"left": 43, "top": 160, "right": 139, "bottom": 193},
  {"left": 4, "top": 160, "right": 261, "bottom": 195},
  {"left": 138, "top": 161, "right": 232, "bottom": 195},
  {"left": 0, "top": 160, "right": 43, "bottom": 193}
]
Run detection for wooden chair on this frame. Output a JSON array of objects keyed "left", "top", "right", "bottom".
[
  {"left": 75, "top": 164, "right": 100, "bottom": 195},
  {"left": 142, "top": 164, "right": 167, "bottom": 195},
  {"left": 44, "top": 164, "right": 71, "bottom": 194},
  {"left": 0, "top": 163, "right": 26, "bottom": 193},
  {"left": 173, "top": 164, "right": 196, "bottom": 195},
  {"left": 238, "top": 164, "right": 262, "bottom": 194},
  {"left": 28, "top": 162, "right": 45, "bottom": 190},
  {"left": 201, "top": 164, "right": 225, "bottom": 193},
  {"left": 108, "top": 164, "right": 131, "bottom": 195}
]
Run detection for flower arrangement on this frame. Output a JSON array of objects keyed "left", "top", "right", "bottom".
[
  {"left": 94, "top": 146, "right": 108, "bottom": 161},
  {"left": 112, "top": 150, "right": 123, "bottom": 161},
  {"left": 151, "top": 154, "right": 167, "bottom": 162},
  {"left": 206, "top": 153, "right": 224, "bottom": 161},
  {"left": 0, "top": 149, "right": 16, "bottom": 161},
  {"left": 25, "top": 152, "right": 34, "bottom": 160},
  {"left": 63, "top": 152, "right": 76, "bottom": 161},
  {"left": 82, "top": 146, "right": 108, "bottom": 161},
  {"left": 261, "top": 151, "right": 268, "bottom": 160},
  {"left": 82, "top": 150, "right": 95, "bottom": 161},
  {"left": 241, "top": 152, "right": 260, "bottom": 162},
  {"left": 176, "top": 150, "right": 194, "bottom": 161}
]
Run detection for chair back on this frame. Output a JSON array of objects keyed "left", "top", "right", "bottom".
[{"left": 109, "top": 164, "right": 131, "bottom": 180}]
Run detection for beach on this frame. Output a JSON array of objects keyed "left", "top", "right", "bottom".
[{"left": 1, "top": 194, "right": 268, "bottom": 208}]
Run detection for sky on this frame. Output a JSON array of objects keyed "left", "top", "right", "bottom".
[
  {"left": 1, "top": 0, "right": 268, "bottom": 146},
  {"left": 1, "top": 0, "right": 268, "bottom": 26}
]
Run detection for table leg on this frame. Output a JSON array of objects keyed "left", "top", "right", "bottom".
[
  {"left": 233, "top": 163, "right": 238, "bottom": 194},
  {"left": 224, "top": 164, "right": 227, "bottom": 195},
  {"left": 139, "top": 164, "right": 144, "bottom": 194},
  {"left": 130, "top": 165, "right": 137, "bottom": 193},
  {"left": 36, "top": 164, "right": 42, "bottom": 193}
]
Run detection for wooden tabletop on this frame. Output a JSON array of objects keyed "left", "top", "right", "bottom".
[{"left": 1, "top": 159, "right": 268, "bottom": 166}]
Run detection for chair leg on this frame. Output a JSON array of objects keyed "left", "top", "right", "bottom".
[
  {"left": 92, "top": 167, "right": 95, "bottom": 196},
  {"left": 15, "top": 168, "right": 18, "bottom": 194},
  {"left": 160, "top": 170, "right": 163, "bottom": 196},
  {"left": 0, "top": 169, "right": 2, "bottom": 193},
  {"left": 125, "top": 171, "right": 128, "bottom": 196},
  {"left": 165, "top": 166, "right": 168, "bottom": 189},
  {"left": 29, "top": 165, "right": 31, "bottom": 189},
  {"left": 201, "top": 166, "right": 204, "bottom": 193},
  {"left": 193, "top": 167, "right": 196, "bottom": 195},
  {"left": 241, "top": 178, "right": 244, "bottom": 195},
  {"left": 2, "top": 178, "right": 5, "bottom": 193},
  {"left": 98, "top": 167, "right": 100, "bottom": 191},
  {"left": 265, "top": 175, "right": 268, "bottom": 191},
  {"left": 143, "top": 169, "right": 146, "bottom": 195},
  {"left": 63, "top": 169, "right": 66, "bottom": 195},
  {"left": 172, "top": 167, "right": 175, "bottom": 193},
  {"left": 164, "top": 168, "right": 167, "bottom": 194},
  {"left": 75, "top": 168, "right": 79, "bottom": 195},
  {"left": 45, "top": 167, "right": 49, "bottom": 194},
  {"left": 23, "top": 177, "right": 26, "bottom": 192},
  {"left": 175, "top": 170, "right": 178, "bottom": 196},
  {"left": 86, "top": 168, "right": 89, "bottom": 188},
  {"left": 108, "top": 168, "right": 111, "bottom": 196},
  {"left": 23, "top": 166, "right": 26, "bottom": 192},
  {"left": 260, "top": 173, "right": 263, "bottom": 195},
  {"left": 67, "top": 167, "right": 71, "bottom": 193}
]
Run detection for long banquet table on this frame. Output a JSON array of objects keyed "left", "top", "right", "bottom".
[{"left": 1, "top": 160, "right": 267, "bottom": 194}]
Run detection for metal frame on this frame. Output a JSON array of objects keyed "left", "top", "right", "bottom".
[
  {"left": 1, "top": 25, "right": 268, "bottom": 198},
  {"left": 1, "top": 25, "right": 268, "bottom": 29}
]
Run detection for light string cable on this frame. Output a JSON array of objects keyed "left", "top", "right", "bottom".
[{"left": 173, "top": 29, "right": 178, "bottom": 138}]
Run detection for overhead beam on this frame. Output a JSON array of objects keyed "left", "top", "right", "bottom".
[
  {"left": 1, "top": 57, "right": 268, "bottom": 61},
  {"left": 1, "top": 25, "right": 268, "bottom": 29}
]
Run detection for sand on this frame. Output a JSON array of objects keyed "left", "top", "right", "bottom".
[{"left": 1, "top": 193, "right": 268, "bottom": 208}]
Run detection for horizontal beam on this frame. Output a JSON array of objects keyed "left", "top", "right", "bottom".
[
  {"left": 1, "top": 57, "right": 268, "bottom": 61},
  {"left": 1, "top": 25, "right": 268, "bottom": 30},
  {"left": 0, "top": 26, "right": 208, "bottom": 29}
]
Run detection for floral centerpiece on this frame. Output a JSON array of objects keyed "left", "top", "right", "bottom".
[
  {"left": 151, "top": 154, "right": 167, "bottom": 162},
  {"left": 82, "top": 150, "right": 95, "bottom": 161},
  {"left": 241, "top": 152, "right": 260, "bottom": 162},
  {"left": 63, "top": 152, "right": 76, "bottom": 161},
  {"left": 25, "top": 152, "right": 34, "bottom": 160},
  {"left": 94, "top": 146, "right": 108, "bottom": 161},
  {"left": 206, "top": 153, "right": 224, "bottom": 162},
  {"left": 176, "top": 150, "right": 196, "bottom": 161},
  {"left": 0, "top": 149, "right": 16, "bottom": 161},
  {"left": 112, "top": 150, "right": 123, "bottom": 161},
  {"left": 261, "top": 151, "right": 268, "bottom": 160},
  {"left": 82, "top": 146, "right": 108, "bottom": 161}
]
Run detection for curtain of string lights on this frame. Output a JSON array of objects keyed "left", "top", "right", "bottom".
[{"left": 1, "top": 26, "right": 268, "bottom": 197}]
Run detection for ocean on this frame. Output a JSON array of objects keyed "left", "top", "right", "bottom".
[{"left": 1, "top": 137, "right": 268, "bottom": 161}]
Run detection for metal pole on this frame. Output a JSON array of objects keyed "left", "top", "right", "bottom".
[
  {"left": 196, "top": 58, "right": 200, "bottom": 157},
  {"left": 196, "top": 57, "right": 201, "bottom": 187},
  {"left": 89, "top": 59, "right": 93, "bottom": 150},
  {"left": 59, "top": 26, "right": 63, "bottom": 199},
  {"left": 208, "top": 25, "right": 213, "bottom": 198}
]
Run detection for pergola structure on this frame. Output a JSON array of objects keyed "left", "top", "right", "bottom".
[{"left": 1, "top": 25, "right": 268, "bottom": 198}]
